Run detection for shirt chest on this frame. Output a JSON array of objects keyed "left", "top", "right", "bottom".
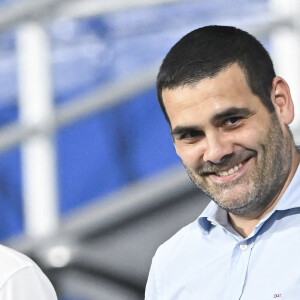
[{"left": 160, "top": 217, "right": 300, "bottom": 300}]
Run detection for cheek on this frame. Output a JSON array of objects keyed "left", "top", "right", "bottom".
[
  {"left": 175, "top": 143, "right": 203, "bottom": 168},
  {"left": 232, "top": 126, "right": 265, "bottom": 149}
]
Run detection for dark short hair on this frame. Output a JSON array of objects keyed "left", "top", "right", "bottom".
[{"left": 157, "top": 25, "right": 276, "bottom": 124}]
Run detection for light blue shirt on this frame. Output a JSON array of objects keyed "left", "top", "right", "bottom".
[{"left": 145, "top": 164, "right": 300, "bottom": 300}]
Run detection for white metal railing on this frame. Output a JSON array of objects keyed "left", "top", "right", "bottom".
[
  {"left": 0, "top": 0, "right": 195, "bottom": 33},
  {"left": 0, "top": 63, "right": 159, "bottom": 153}
]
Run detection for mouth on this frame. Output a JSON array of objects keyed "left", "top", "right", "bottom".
[
  {"left": 215, "top": 162, "right": 243, "bottom": 177},
  {"left": 200, "top": 156, "right": 254, "bottom": 182}
]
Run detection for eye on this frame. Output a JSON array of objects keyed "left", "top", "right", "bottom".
[
  {"left": 223, "top": 116, "right": 242, "bottom": 126},
  {"left": 179, "top": 130, "right": 203, "bottom": 141}
]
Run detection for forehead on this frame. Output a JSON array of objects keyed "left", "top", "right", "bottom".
[{"left": 162, "top": 64, "right": 263, "bottom": 128}]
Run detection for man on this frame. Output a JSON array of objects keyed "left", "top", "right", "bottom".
[
  {"left": 145, "top": 25, "right": 300, "bottom": 299},
  {"left": 0, "top": 244, "right": 57, "bottom": 299}
]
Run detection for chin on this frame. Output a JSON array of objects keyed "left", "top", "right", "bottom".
[{"left": 205, "top": 183, "right": 259, "bottom": 214}]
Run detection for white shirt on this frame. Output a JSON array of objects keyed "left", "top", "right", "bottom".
[{"left": 0, "top": 244, "right": 57, "bottom": 300}]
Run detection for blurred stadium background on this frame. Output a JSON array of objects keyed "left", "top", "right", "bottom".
[{"left": 0, "top": 0, "right": 299, "bottom": 299}]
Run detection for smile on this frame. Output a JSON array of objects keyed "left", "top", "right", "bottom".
[{"left": 216, "top": 162, "right": 243, "bottom": 177}]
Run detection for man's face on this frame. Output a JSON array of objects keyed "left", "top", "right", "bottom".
[{"left": 162, "top": 64, "right": 293, "bottom": 216}]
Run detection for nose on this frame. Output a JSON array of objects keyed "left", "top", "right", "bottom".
[{"left": 202, "top": 132, "right": 233, "bottom": 163}]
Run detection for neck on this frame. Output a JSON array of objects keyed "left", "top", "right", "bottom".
[{"left": 229, "top": 146, "right": 300, "bottom": 238}]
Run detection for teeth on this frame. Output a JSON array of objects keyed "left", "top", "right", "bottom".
[
  {"left": 217, "top": 162, "right": 243, "bottom": 177},
  {"left": 228, "top": 168, "right": 234, "bottom": 175},
  {"left": 220, "top": 171, "right": 228, "bottom": 176}
]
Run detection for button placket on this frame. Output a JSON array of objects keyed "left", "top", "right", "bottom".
[{"left": 224, "top": 241, "right": 252, "bottom": 300}]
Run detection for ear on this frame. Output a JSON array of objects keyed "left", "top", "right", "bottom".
[{"left": 271, "top": 76, "right": 294, "bottom": 125}]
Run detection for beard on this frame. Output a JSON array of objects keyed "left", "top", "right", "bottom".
[{"left": 185, "top": 114, "right": 293, "bottom": 216}]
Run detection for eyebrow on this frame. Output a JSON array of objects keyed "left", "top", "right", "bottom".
[
  {"left": 210, "top": 107, "right": 252, "bottom": 123},
  {"left": 171, "top": 125, "right": 201, "bottom": 137},
  {"left": 171, "top": 107, "right": 252, "bottom": 136}
]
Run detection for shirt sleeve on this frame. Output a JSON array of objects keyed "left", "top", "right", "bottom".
[{"left": 0, "top": 264, "right": 57, "bottom": 300}]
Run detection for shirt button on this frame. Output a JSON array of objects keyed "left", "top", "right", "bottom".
[{"left": 240, "top": 243, "right": 248, "bottom": 251}]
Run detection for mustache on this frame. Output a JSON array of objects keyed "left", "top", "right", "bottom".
[{"left": 197, "top": 150, "right": 256, "bottom": 175}]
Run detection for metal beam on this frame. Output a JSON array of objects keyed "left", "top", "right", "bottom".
[
  {"left": 0, "top": 0, "right": 60, "bottom": 32},
  {"left": 56, "top": 0, "right": 191, "bottom": 20},
  {"left": 0, "top": 63, "right": 159, "bottom": 153},
  {"left": 0, "top": 0, "right": 188, "bottom": 32}
]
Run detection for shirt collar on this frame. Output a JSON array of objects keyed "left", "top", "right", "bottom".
[
  {"left": 198, "top": 201, "right": 227, "bottom": 234},
  {"left": 198, "top": 160, "right": 300, "bottom": 234}
]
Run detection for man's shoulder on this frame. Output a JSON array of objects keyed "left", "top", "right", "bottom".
[
  {"left": 0, "top": 244, "right": 57, "bottom": 299},
  {"left": 153, "top": 218, "right": 201, "bottom": 265},
  {"left": 0, "top": 244, "right": 36, "bottom": 282},
  {"left": 0, "top": 244, "right": 34, "bottom": 267}
]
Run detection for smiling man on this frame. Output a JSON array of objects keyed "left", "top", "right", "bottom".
[{"left": 145, "top": 26, "right": 300, "bottom": 299}]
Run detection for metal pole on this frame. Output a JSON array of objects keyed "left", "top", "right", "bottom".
[
  {"left": 270, "top": 0, "right": 300, "bottom": 144},
  {"left": 16, "top": 22, "right": 59, "bottom": 238}
]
